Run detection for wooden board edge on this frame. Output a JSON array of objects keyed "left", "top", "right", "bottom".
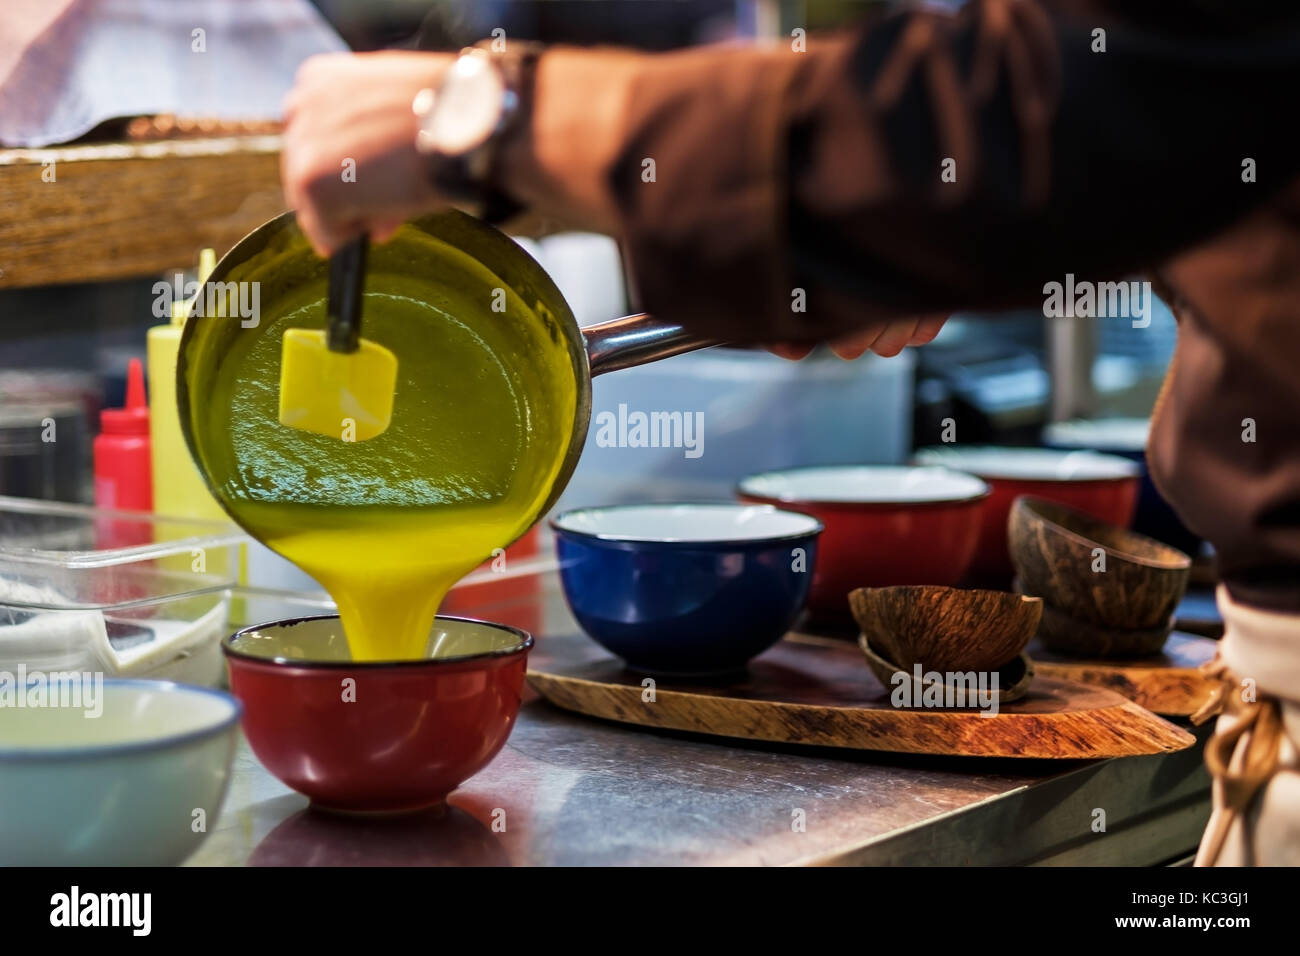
[
  {"left": 0, "top": 141, "right": 284, "bottom": 289},
  {"left": 1034, "top": 662, "right": 1216, "bottom": 717},
  {"left": 525, "top": 670, "right": 1196, "bottom": 759},
  {"left": 0, "top": 135, "right": 283, "bottom": 167}
]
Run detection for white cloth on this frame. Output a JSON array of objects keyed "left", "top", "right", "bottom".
[
  {"left": 1196, "top": 586, "right": 1300, "bottom": 866},
  {"left": 0, "top": 0, "right": 345, "bottom": 147}
]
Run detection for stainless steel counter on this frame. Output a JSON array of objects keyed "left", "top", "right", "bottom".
[{"left": 189, "top": 573, "right": 1212, "bottom": 866}]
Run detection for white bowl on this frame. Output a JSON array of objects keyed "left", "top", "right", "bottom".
[
  {"left": 551, "top": 503, "right": 822, "bottom": 543},
  {"left": 736, "top": 465, "right": 989, "bottom": 505},
  {"left": 1041, "top": 417, "right": 1150, "bottom": 453},
  {"left": 914, "top": 446, "right": 1140, "bottom": 481},
  {"left": 0, "top": 679, "right": 240, "bottom": 865}
]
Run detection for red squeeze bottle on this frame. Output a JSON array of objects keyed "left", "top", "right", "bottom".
[{"left": 94, "top": 358, "right": 153, "bottom": 512}]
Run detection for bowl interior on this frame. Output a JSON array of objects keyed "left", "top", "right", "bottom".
[
  {"left": 1042, "top": 418, "right": 1150, "bottom": 453},
  {"left": 552, "top": 503, "right": 820, "bottom": 542},
  {"left": 916, "top": 446, "right": 1141, "bottom": 481},
  {"left": 850, "top": 585, "right": 1041, "bottom": 671},
  {"left": 0, "top": 681, "right": 238, "bottom": 754},
  {"left": 226, "top": 614, "right": 529, "bottom": 666},
  {"left": 1020, "top": 498, "right": 1190, "bottom": 568},
  {"left": 855, "top": 584, "right": 1041, "bottom": 621},
  {"left": 738, "top": 466, "right": 987, "bottom": 504}
]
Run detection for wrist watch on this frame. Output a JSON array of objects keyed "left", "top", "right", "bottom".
[{"left": 412, "top": 42, "right": 543, "bottom": 224}]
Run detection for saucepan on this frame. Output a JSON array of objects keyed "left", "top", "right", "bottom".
[{"left": 176, "top": 209, "right": 717, "bottom": 526}]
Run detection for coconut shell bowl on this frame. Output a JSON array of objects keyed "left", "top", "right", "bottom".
[
  {"left": 1008, "top": 496, "right": 1191, "bottom": 658},
  {"left": 848, "top": 585, "right": 1042, "bottom": 704}
]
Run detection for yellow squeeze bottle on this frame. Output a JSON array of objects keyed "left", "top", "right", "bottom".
[
  {"left": 147, "top": 249, "right": 243, "bottom": 606},
  {"left": 147, "top": 249, "right": 227, "bottom": 524}
]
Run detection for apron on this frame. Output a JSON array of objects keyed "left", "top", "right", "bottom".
[{"left": 1195, "top": 586, "right": 1300, "bottom": 866}]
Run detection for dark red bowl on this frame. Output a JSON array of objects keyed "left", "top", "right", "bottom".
[
  {"left": 223, "top": 615, "right": 531, "bottom": 814},
  {"left": 914, "top": 447, "right": 1141, "bottom": 583},
  {"left": 737, "top": 466, "right": 990, "bottom": 623}
]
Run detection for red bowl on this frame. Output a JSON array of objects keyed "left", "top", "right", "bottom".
[
  {"left": 223, "top": 615, "right": 531, "bottom": 814},
  {"left": 914, "top": 447, "right": 1141, "bottom": 583},
  {"left": 737, "top": 466, "right": 990, "bottom": 623}
]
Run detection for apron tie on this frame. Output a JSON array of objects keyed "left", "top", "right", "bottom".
[{"left": 1193, "top": 656, "right": 1286, "bottom": 866}]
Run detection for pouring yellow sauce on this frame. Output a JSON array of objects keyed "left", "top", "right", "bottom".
[{"left": 191, "top": 248, "right": 577, "bottom": 661}]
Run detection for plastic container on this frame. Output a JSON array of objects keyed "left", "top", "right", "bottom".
[
  {"left": 555, "top": 347, "right": 914, "bottom": 510},
  {"left": 0, "top": 369, "right": 99, "bottom": 505},
  {"left": 0, "top": 402, "right": 90, "bottom": 504},
  {"left": 0, "top": 495, "right": 245, "bottom": 683},
  {"left": 0, "top": 495, "right": 562, "bottom": 686}
]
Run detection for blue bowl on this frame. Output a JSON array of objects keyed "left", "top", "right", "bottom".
[
  {"left": 551, "top": 503, "right": 823, "bottom": 675},
  {"left": 1042, "top": 418, "right": 1202, "bottom": 557}
]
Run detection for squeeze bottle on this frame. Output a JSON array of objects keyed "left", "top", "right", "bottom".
[
  {"left": 147, "top": 249, "right": 227, "bottom": 522},
  {"left": 93, "top": 358, "right": 152, "bottom": 511}
]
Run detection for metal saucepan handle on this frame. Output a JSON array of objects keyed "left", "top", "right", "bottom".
[{"left": 581, "top": 313, "right": 720, "bottom": 377}]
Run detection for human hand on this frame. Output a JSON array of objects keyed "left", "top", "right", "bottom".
[
  {"left": 766, "top": 315, "right": 948, "bottom": 360},
  {"left": 281, "top": 51, "right": 453, "bottom": 256}
]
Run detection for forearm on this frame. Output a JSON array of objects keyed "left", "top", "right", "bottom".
[
  {"left": 498, "top": 42, "right": 811, "bottom": 335},
  {"left": 792, "top": 3, "right": 1300, "bottom": 331},
  {"left": 497, "top": 48, "right": 641, "bottom": 235},
  {"left": 497, "top": 2, "right": 1300, "bottom": 342}
]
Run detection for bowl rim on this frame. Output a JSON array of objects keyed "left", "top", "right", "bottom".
[
  {"left": 735, "top": 465, "right": 990, "bottom": 507},
  {"left": 914, "top": 445, "right": 1143, "bottom": 482},
  {"left": 0, "top": 678, "right": 241, "bottom": 763},
  {"left": 549, "top": 501, "right": 824, "bottom": 545},
  {"left": 222, "top": 613, "right": 535, "bottom": 670},
  {"left": 852, "top": 583, "right": 1044, "bottom": 605},
  {"left": 1014, "top": 496, "right": 1191, "bottom": 570},
  {"left": 1041, "top": 416, "right": 1150, "bottom": 453}
]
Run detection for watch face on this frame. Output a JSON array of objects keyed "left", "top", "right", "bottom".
[{"left": 420, "top": 52, "right": 506, "bottom": 156}]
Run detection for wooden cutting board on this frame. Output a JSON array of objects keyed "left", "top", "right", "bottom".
[
  {"left": 526, "top": 632, "right": 1196, "bottom": 759},
  {"left": 1028, "top": 632, "right": 1218, "bottom": 717}
]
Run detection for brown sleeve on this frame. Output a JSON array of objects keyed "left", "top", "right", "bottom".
[{"left": 602, "top": 0, "right": 1300, "bottom": 343}]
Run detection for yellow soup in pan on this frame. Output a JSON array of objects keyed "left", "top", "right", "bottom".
[{"left": 186, "top": 223, "right": 578, "bottom": 661}]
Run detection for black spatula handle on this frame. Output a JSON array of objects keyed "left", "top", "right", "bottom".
[{"left": 327, "top": 236, "right": 369, "bottom": 353}]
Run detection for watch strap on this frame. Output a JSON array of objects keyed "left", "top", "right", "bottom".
[{"left": 429, "top": 41, "right": 544, "bottom": 225}]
